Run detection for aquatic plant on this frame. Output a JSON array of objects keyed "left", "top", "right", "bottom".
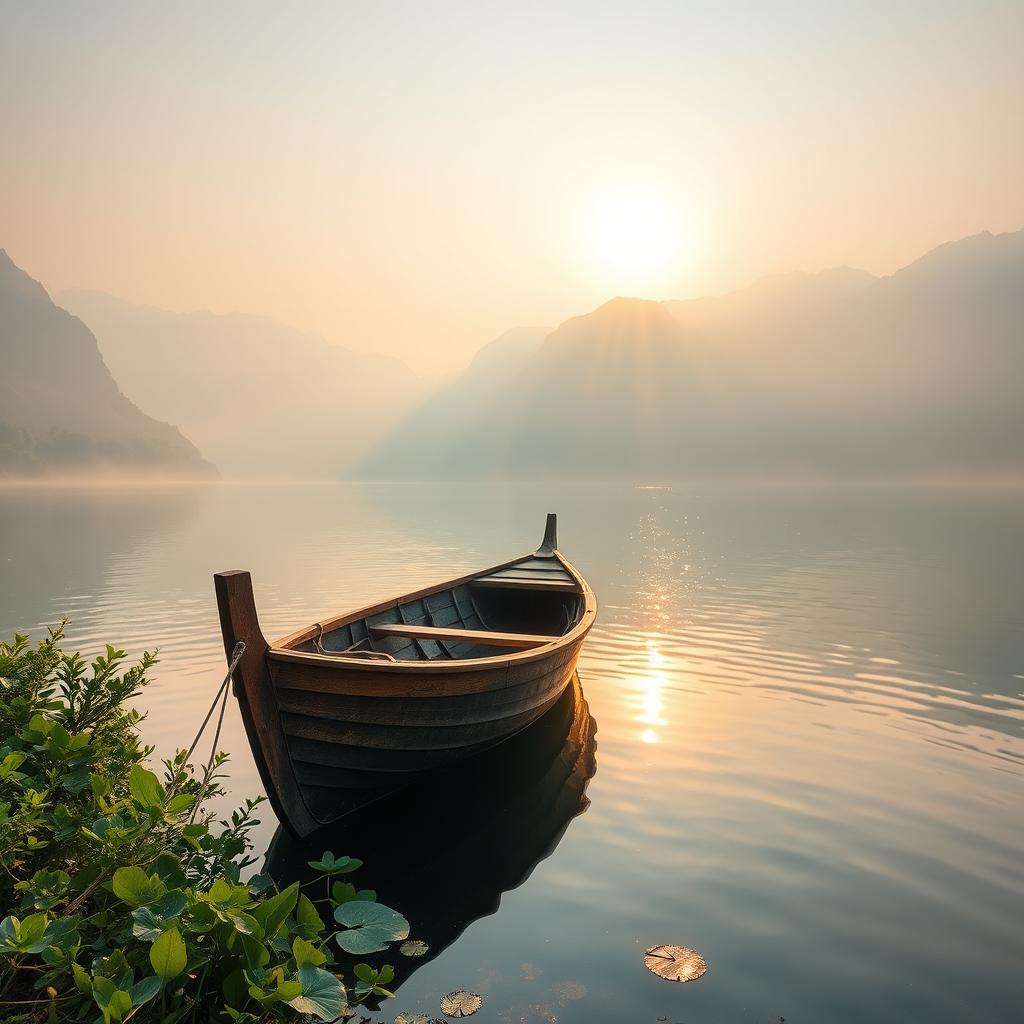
[
  {"left": 438, "top": 990, "right": 482, "bottom": 1017},
  {"left": 0, "top": 624, "right": 409, "bottom": 1022},
  {"left": 642, "top": 944, "right": 707, "bottom": 983}
]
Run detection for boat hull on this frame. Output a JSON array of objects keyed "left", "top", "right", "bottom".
[{"left": 269, "top": 636, "right": 585, "bottom": 823}]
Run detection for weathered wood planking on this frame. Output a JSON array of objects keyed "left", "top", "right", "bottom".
[{"left": 368, "top": 623, "right": 556, "bottom": 649}]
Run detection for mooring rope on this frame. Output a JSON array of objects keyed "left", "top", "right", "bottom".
[
  {"left": 183, "top": 641, "right": 245, "bottom": 765},
  {"left": 181, "top": 641, "right": 245, "bottom": 821}
]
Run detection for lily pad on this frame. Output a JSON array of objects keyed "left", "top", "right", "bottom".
[
  {"left": 399, "top": 939, "right": 429, "bottom": 957},
  {"left": 439, "top": 991, "right": 482, "bottom": 1018},
  {"left": 288, "top": 965, "right": 348, "bottom": 1019},
  {"left": 643, "top": 944, "right": 707, "bottom": 983},
  {"left": 394, "top": 1015, "right": 430, "bottom": 1024},
  {"left": 334, "top": 901, "right": 409, "bottom": 955}
]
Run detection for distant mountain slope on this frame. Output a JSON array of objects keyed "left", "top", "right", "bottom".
[
  {"left": 0, "top": 251, "right": 215, "bottom": 480},
  {"left": 58, "top": 291, "right": 432, "bottom": 478},
  {"left": 664, "top": 266, "right": 876, "bottom": 335},
  {"left": 360, "top": 325, "right": 548, "bottom": 479},
  {"left": 360, "top": 230, "right": 1024, "bottom": 481}
]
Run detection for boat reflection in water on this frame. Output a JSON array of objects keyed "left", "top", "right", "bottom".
[{"left": 264, "top": 674, "right": 597, "bottom": 990}]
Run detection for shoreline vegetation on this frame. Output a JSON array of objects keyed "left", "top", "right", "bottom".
[{"left": 0, "top": 624, "right": 411, "bottom": 1023}]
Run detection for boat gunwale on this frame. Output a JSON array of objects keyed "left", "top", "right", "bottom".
[{"left": 268, "top": 548, "right": 597, "bottom": 673}]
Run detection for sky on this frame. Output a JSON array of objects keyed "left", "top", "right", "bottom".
[{"left": 2, "top": 1, "right": 1022, "bottom": 374}]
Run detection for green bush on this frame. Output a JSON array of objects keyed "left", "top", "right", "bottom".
[{"left": 0, "top": 625, "right": 407, "bottom": 1023}]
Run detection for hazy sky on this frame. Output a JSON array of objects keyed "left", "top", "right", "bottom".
[{"left": 2, "top": 1, "right": 1022, "bottom": 373}]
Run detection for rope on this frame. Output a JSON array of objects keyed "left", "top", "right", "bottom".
[
  {"left": 312, "top": 622, "right": 397, "bottom": 662},
  {"left": 183, "top": 641, "right": 244, "bottom": 765},
  {"left": 182, "top": 641, "right": 244, "bottom": 821}
]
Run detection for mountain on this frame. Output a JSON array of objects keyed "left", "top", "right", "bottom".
[
  {"left": 359, "top": 325, "right": 548, "bottom": 479},
  {"left": 664, "top": 266, "right": 876, "bottom": 335},
  {"left": 57, "top": 291, "right": 432, "bottom": 479},
  {"left": 360, "top": 230, "right": 1024, "bottom": 481},
  {"left": 0, "top": 250, "right": 215, "bottom": 480},
  {"left": 494, "top": 299, "right": 717, "bottom": 478},
  {"left": 361, "top": 297, "right": 750, "bottom": 479}
]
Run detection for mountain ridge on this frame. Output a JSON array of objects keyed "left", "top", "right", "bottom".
[
  {"left": 358, "top": 229, "right": 1024, "bottom": 481},
  {"left": 0, "top": 251, "right": 217, "bottom": 480},
  {"left": 58, "top": 289, "right": 431, "bottom": 479}
]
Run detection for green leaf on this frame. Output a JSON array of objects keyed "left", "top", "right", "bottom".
[
  {"left": 331, "top": 881, "right": 356, "bottom": 904},
  {"left": 93, "top": 977, "right": 134, "bottom": 1024},
  {"left": 331, "top": 881, "right": 376, "bottom": 905},
  {"left": 89, "top": 774, "right": 112, "bottom": 801},
  {"left": 292, "top": 936, "right": 327, "bottom": 968},
  {"left": 228, "top": 911, "right": 262, "bottom": 938},
  {"left": 0, "top": 915, "right": 19, "bottom": 951},
  {"left": 307, "top": 851, "right": 363, "bottom": 875},
  {"left": 353, "top": 963, "right": 375, "bottom": 983},
  {"left": 112, "top": 867, "right": 165, "bottom": 908},
  {"left": 131, "top": 907, "right": 163, "bottom": 942},
  {"left": 24, "top": 714, "right": 51, "bottom": 740},
  {"left": 164, "top": 793, "right": 194, "bottom": 815},
  {"left": 19, "top": 912, "right": 48, "bottom": 945},
  {"left": 128, "top": 765, "right": 165, "bottom": 810},
  {"left": 0, "top": 912, "right": 54, "bottom": 953},
  {"left": 105, "top": 991, "right": 134, "bottom": 1023},
  {"left": 294, "top": 894, "right": 325, "bottom": 938},
  {"left": 49, "top": 720, "right": 71, "bottom": 748},
  {"left": 288, "top": 966, "right": 348, "bottom": 1020},
  {"left": 153, "top": 889, "right": 186, "bottom": 919},
  {"left": 334, "top": 901, "right": 409, "bottom": 955},
  {"left": 222, "top": 966, "right": 250, "bottom": 1008},
  {"left": 93, "top": 949, "right": 130, "bottom": 982},
  {"left": 63, "top": 765, "right": 93, "bottom": 793},
  {"left": 72, "top": 962, "right": 92, "bottom": 993},
  {"left": 275, "top": 979, "right": 303, "bottom": 1001},
  {"left": 238, "top": 931, "right": 270, "bottom": 972},
  {"left": 151, "top": 853, "right": 187, "bottom": 889},
  {"left": 149, "top": 925, "right": 187, "bottom": 983},
  {"left": 42, "top": 914, "right": 79, "bottom": 949},
  {"left": 187, "top": 902, "right": 217, "bottom": 933},
  {"left": 208, "top": 878, "right": 250, "bottom": 909},
  {"left": 131, "top": 975, "right": 161, "bottom": 1006},
  {"left": 250, "top": 881, "right": 298, "bottom": 938}
]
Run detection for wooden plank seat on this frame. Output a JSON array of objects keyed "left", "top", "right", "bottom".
[
  {"left": 471, "top": 577, "right": 578, "bottom": 592},
  {"left": 368, "top": 622, "right": 557, "bottom": 649}
]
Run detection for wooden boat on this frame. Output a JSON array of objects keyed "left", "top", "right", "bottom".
[
  {"left": 214, "top": 514, "right": 597, "bottom": 837},
  {"left": 264, "top": 674, "right": 597, "bottom": 992}
]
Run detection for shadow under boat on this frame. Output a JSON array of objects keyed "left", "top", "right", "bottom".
[{"left": 263, "top": 673, "right": 597, "bottom": 991}]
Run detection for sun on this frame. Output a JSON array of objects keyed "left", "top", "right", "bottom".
[{"left": 588, "top": 188, "right": 683, "bottom": 287}]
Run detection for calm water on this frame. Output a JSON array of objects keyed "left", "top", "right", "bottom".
[{"left": 1, "top": 482, "right": 1022, "bottom": 1022}]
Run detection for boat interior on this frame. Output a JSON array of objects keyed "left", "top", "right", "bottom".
[{"left": 290, "top": 555, "right": 584, "bottom": 662}]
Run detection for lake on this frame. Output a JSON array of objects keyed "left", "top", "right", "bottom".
[{"left": 1, "top": 482, "right": 1022, "bottom": 1022}]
